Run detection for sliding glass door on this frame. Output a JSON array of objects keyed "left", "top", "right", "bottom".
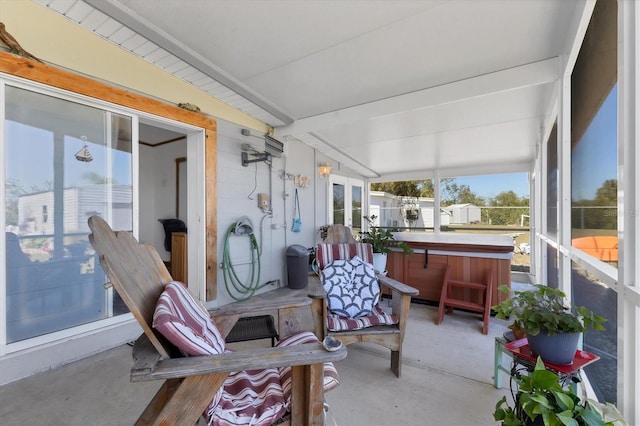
[
  {"left": 4, "top": 85, "right": 133, "bottom": 343},
  {"left": 329, "top": 175, "right": 364, "bottom": 235}
]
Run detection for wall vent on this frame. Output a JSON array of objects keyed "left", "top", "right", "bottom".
[{"left": 265, "top": 135, "right": 284, "bottom": 158}]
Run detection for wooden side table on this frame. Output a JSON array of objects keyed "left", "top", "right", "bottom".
[{"left": 209, "top": 286, "right": 314, "bottom": 339}]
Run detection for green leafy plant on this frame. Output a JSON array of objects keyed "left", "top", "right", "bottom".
[
  {"left": 359, "top": 215, "right": 412, "bottom": 255},
  {"left": 493, "top": 357, "right": 625, "bottom": 426},
  {"left": 492, "top": 284, "right": 606, "bottom": 336}
]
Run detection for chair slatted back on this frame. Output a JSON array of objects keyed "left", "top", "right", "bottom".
[
  {"left": 323, "top": 225, "right": 358, "bottom": 243},
  {"left": 316, "top": 243, "right": 374, "bottom": 270},
  {"left": 88, "top": 215, "right": 173, "bottom": 359}
]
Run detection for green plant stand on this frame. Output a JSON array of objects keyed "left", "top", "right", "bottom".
[{"left": 494, "top": 334, "right": 514, "bottom": 389}]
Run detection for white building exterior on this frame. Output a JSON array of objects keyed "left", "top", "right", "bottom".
[
  {"left": 446, "top": 203, "right": 482, "bottom": 225},
  {"left": 17, "top": 185, "right": 133, "bottom": 236},
  {"left": 370, "top": 191, "right": 451, "bottom": 229}
]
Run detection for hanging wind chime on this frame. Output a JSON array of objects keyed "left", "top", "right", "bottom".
[{"left": 75, "top": 136, "right": 93, "bottom": 162}]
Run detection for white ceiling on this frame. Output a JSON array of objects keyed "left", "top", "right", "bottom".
[{"left": 39, "top": 0, "right": 581, "bottom": 180}]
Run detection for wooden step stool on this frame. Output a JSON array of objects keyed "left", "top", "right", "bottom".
[{"left": 435, "top": 265, "right": 493, "bottom": 335}]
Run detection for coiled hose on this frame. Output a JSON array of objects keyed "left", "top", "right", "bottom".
[{"left": 222, "top": 221, "right": 270, "bottom": 301}]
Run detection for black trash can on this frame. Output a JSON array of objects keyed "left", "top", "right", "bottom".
[{"left": 286, "top": 244, "right": 309, "bottom": 289}]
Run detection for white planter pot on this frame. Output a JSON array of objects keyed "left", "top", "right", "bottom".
[{"left": 372, "top": 253, "right": 388, "bottom": 273}]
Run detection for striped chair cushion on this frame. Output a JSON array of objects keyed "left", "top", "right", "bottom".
[
  {"left": 207, "top": 368, "right": 287, "bottom": 426},
  {"left": 276, "top": 331, "right": 341, "bottom": 402},
  {"left": 315, "top": 243, "right": 374, "bottom": 270},
  {"left": 153, "top": 281, "right": 226, "bottom": 356},
  {"left": 210, "top": 332, "right": 341, "bottom": 426},
  {"left": 326, "top": 304, "right": 398, "bottom": 332},
  {"left": 153, "top": 282, "right": 287, "bottom": 426}
]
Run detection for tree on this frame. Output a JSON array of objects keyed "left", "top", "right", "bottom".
[
  {"left": 594, "top": 179, "right": 617, "bottom": 230},
  {"left": 419, "top": 180, "right": 435, "bottom": 198},
  {"left": 441, "top": 179, "right": 485, "bottom": 206},
  {"left": 370, "top": 180, "right": 423, "bottom": 197},
  {"left": 371, "top": 179, "right": 531, "bottom": 227},
  {"left": 486, "top": 191, "right": 529, "bottom": 225},
  {"left": 5, "top": 178, "right": 26, "bottom": 226},
  {"left": 456, "top": 186, "right": 485, "bottom": 206},
  {"left": 82, "top": 172, "right": 118, "bottom": 185},
  {"left": 371, "top": 178, "right": 489, "bottom": 207},
  {"left": 31, "top": 180, "right": 53, "bottom": 192},
  {"left": 594, "top": 179, "right": 617, "bottom": 205},
  {"left": 572, "top": 179, "right": 617, "bottom": 230}
]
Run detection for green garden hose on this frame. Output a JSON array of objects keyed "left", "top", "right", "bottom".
[{"left": 222, "top": 219, "right": 270, "bottom": 301}]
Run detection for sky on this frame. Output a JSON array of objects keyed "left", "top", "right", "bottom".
[
  {"left": 451, "top": 84, "right": 617, "bottom": 202},
  {"left": 6, "top": 121, "right": 131, "bottom": 194},
  {"left": 8, "top": 84, "right": 615, "bottom": 205},
  {"left": 450, "top": 172, "right": 529, "bottom": 199},
  {"left": 572, "top": 85, "right": 617, "bottom": 201}
]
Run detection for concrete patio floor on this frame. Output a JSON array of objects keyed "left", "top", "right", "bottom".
[{"left": 0, "top": 296, "right": 519, "bottom": 426}]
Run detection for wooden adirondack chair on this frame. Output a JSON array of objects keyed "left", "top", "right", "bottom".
[
  {"left": 312, "top": 226, "right": 418, "bottom": 378},
  {"left": 88, "top": 215, "right": 346, "bottom": 425}
]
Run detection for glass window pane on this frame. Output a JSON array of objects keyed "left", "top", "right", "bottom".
[
  {"left": 439, "top": 173, "right": 530, "bottom": 271},
  {"left": 546, "top": 123, "right": 558, "bottom": 236},
  {"left": 370, "top": 180, "right": 435, "bottom": 232},
  {"left": 332, "top": 183, "right": 345, "bottom": 225},
  {"left": 351, "top": 184, "right": 362, "bottom": 233},
  {"left": 4, "top": 86, "right": 133, "bottom": 343},
  {"left": 571, "top": 86, "right": 618, "bottom": 267},
  {"left": 546, "top": 244, "right": 559, "bottom": 290},
  {"left": 571, "top": 261, "right": 617, "bottom": 404},
  {"left": 568, "top": 0, "right": 618, "bottom": 407}
]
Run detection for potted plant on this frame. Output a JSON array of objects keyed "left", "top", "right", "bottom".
[
  {"left": 360, "top": 215, "right": 412, "bottom": 272},
  {"left": 492, "top": 284, "right": 606, "bottom": 365},
  {"left": 493, "top": 357, "right": 625, "bottom": 426}
]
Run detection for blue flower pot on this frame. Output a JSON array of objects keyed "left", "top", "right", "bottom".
[{"left": 526, "top": 331, "right": 580, "bottom": 365}]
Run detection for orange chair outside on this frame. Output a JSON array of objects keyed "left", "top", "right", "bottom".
[{"left": 572, "top": 236, "right": 618, "bottom": 262}]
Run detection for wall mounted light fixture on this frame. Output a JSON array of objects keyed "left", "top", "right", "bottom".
[{"left": 318, "top": 162, "right": 332, "bottom": 178}]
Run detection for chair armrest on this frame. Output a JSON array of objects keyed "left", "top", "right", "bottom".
[
  {"left": 131, "top": 333, "right": 346, "bottom": 382},
  {"left": 377, "top": 275, "right": 417, "bottom": 338},
  {"left": 208, "top": 287, "right": 311, "bottom": 317},
  {"left": 309, "top": 272, "right": 419, "bottom": 297},
  {"left": 377, "top": 274, "right": 419, "bottom": 296},
  {"left": 307, "top": 274, "right": 325, "bottom": 299}
]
